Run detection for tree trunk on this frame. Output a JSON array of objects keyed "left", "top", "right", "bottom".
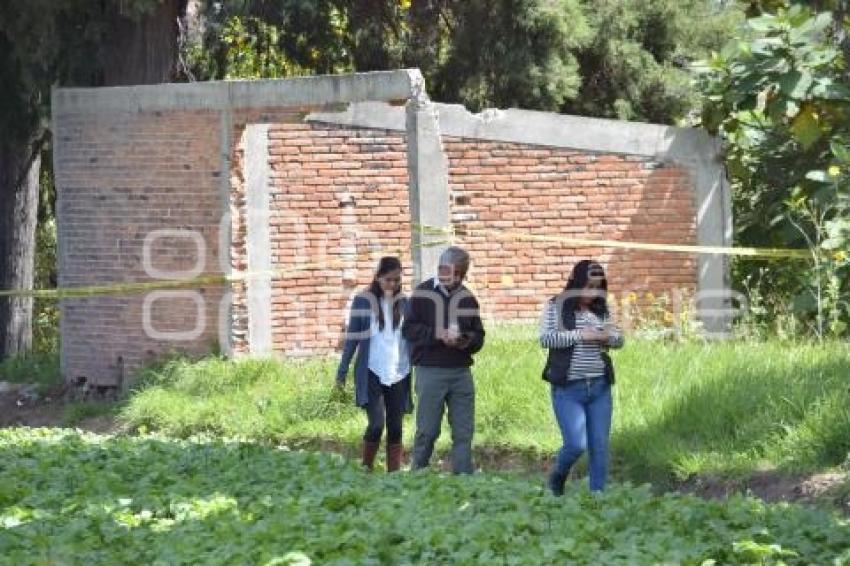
[
  {"left": 0, "top": 1, "right": 188, "bottom": 360},
  {"left": 100, "top": 0, "right": 185, "bottom": 85},
  {"left": 0, "top": 142, "right": 41, "bottom": 360}
]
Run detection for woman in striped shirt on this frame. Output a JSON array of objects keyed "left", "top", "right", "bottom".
[{"left": 539, "top": 260, "right": 624, "bottom": 495}]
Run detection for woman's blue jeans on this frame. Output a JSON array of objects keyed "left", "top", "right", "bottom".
[{"left": 550, "top": 378, "right": 613, "bottom": 492}]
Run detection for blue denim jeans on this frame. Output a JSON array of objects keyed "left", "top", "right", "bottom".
[{"left": 550, "top": 378, "right": 613, "bottom": 492}]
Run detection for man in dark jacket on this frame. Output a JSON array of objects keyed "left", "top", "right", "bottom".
[{"left": 402, "top": 246, "right": 485, "bottom": 474}]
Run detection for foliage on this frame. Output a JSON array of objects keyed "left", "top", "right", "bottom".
[
  {"left": 564, "top": 0, "right": 745, "bottom": 123},
  {"left": 33, "top": 166, "right": 58, "bottom": 355},
  {"left": 697, "top": 3, "right": 850, "bottom": 336},
  {"left": 1, "top": 428, "right": 849, "bottom": 564},
  {"left": 610, "top": 289, "right": 705, "bottom": 340},
  {"left": 182, "top": 1, "right": 353, "bottom": 80},
  {"left": 182, "top": 1, "right": 739, "bottom": 122},
  {"left": 0, "top": 352, "right": 60, "bottom": 393},
  {"left": 0, "top": 0, "right": 167, "bottom": 146},
  {"left": 62, "top": 401, "right": 121, "bottom": 427},
  {"left": 428, "top": 0, "right": 590, "bottom": 112}
]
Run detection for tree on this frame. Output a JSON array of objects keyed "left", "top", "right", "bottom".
[
  {"left": 182, "top": 0, "right": 353, "bottom": 80},
  {"left": 184, "top": 0, "right": 741, "bottom": 121},
  {"left": 426, "top": 0, "right": 591, "bottom": 112},
  {"left": 563, "top": 0, "right": 744, "bottom": 124},
  {"left": 0, "top": 0, "right": 186, "bottom": 360},
  {"left": 100, "top": 0, "right": 186, "bottom": 86},
  {"left": 185, "top": 0, "right": 592, "bottom": 112},
  {"left": 403, "top": 0, "right": 449, "bottom": 81},
  {"left": 697, "top": 3, "right": 850, "bottom": 336}
]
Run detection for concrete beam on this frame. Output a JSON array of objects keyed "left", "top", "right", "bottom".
[
  {"left": 51, "top": 69, "right": 424, "bottom": 114},
  {"left": 309, "top": 102, "right": 720, "bottom": 162}
]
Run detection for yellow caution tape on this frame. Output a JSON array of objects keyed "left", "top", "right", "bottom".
[
  {"left": 416, "top": 222, "right": 811, "bottom": 258},
  {"left": 0, "top": 224, "right": 818, "bottom": 299},
  {"left": 457, "top": 227, "right": 810, "bottom": 259}
]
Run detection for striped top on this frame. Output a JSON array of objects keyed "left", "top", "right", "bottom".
[{"left": 539, "top": 301, "right": 625, "bottom": 380}]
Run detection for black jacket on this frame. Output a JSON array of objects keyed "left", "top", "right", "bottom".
[
  {"left": 542, "top": 298, "right": 616, "bottom": 386},
  {"left": 402, "top": 279, "right": 485, "bottom": 367}
]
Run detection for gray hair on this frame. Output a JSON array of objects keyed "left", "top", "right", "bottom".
[{"left": 439, "top": 246, "right": 471, "bottom": 273}]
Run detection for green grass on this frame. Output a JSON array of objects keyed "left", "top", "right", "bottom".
[
  {"left": 1, "top": 428, "right": 848, "bottom": 564},
  {"left": 119, "top": 325, "right": 850, "bottom": 487},
  {"left": 0, "top": 351, "right": 61, "bottom": 393}
]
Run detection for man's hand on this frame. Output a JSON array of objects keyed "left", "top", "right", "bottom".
[{"left": 437, "top": 327, "right": 462, "bottom": 346}]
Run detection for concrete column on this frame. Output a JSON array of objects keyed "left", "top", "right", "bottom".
[
  {"left": 405, "top": 81, "right": 451, "bottom": 285},
  {"left": 692, "top": 153, "right": 734, "bottom": 337},
  {"left": 664, "top": 132, "right": 733, "bottom": 337},
  {"left": 243, "top": 124, "right": 273, "bottom": 356}
]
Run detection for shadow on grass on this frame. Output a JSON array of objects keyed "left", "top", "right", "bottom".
[{"left": 612, "top": 356, "right": 850, "bottom": 486}]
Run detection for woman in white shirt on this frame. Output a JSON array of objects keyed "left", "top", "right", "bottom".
[{"left": 336, "top": 257, "right": 412, "bottom": 472}]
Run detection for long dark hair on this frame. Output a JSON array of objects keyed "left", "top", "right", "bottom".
[
  {"left": 366, "top": 256, "right": 403, "bottom": 330},
  {"left": 560, "top": 259, "right": 609, "bottom": 317}
]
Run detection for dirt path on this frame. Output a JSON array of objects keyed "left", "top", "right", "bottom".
[
  {"left": 677, "top": 470, "right": 849, "bottom": 512},
  {"left": 0, "top": 386, "right": 120, "bottom": 434}
]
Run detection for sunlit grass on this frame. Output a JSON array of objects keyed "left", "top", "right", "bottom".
[{"left": 119, "top": 326, "right": 850, "bottom": 486}]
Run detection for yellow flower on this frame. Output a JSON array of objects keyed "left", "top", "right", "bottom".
[
  {"left": 664, "top": 311, "right": 675, "bottom": 324},
  {"left": 399, "top": 0, "right": 411, "bottom": 9},
  {"left": 627, "top": 292, "right": 637, "bottom": 304},
  {"left": 834, "top": 250, "right": 848, "bottom": 263},
  {"left": 645, "top": 292, "right": 656, "bottom": 302},
  {"left": 828, "top": 165, "right": 842, "bottom": 177}
]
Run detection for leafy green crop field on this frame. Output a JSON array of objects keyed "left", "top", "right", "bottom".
[{"left": 1, "top": 428, "right": 849, "bottom": 565}]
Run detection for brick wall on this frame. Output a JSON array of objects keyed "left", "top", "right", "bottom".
[
  {"left": 57, "top": 114, "right": 700, "bottom": 380},
  {"left": 265, "top": 122, "right": 413, "bottom": 354},
  {"left": 228, "top": 108, "right": 315, "bottom": 356},
  {"left": 253, "top": 129, "right": 698, "bottom": 353},
  {"left": 55, "top": 90, "right": 707, "bottom": 383},
  {"left": 444, "top": 138, "right": 697, "bottom": 323},
  {"left": 55, "top": 108, "right": 225, "bottom": 384}
]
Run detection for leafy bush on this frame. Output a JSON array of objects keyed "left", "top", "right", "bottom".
[{"left": 697, "top": 4, "right": 850, "bottom": 338}]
